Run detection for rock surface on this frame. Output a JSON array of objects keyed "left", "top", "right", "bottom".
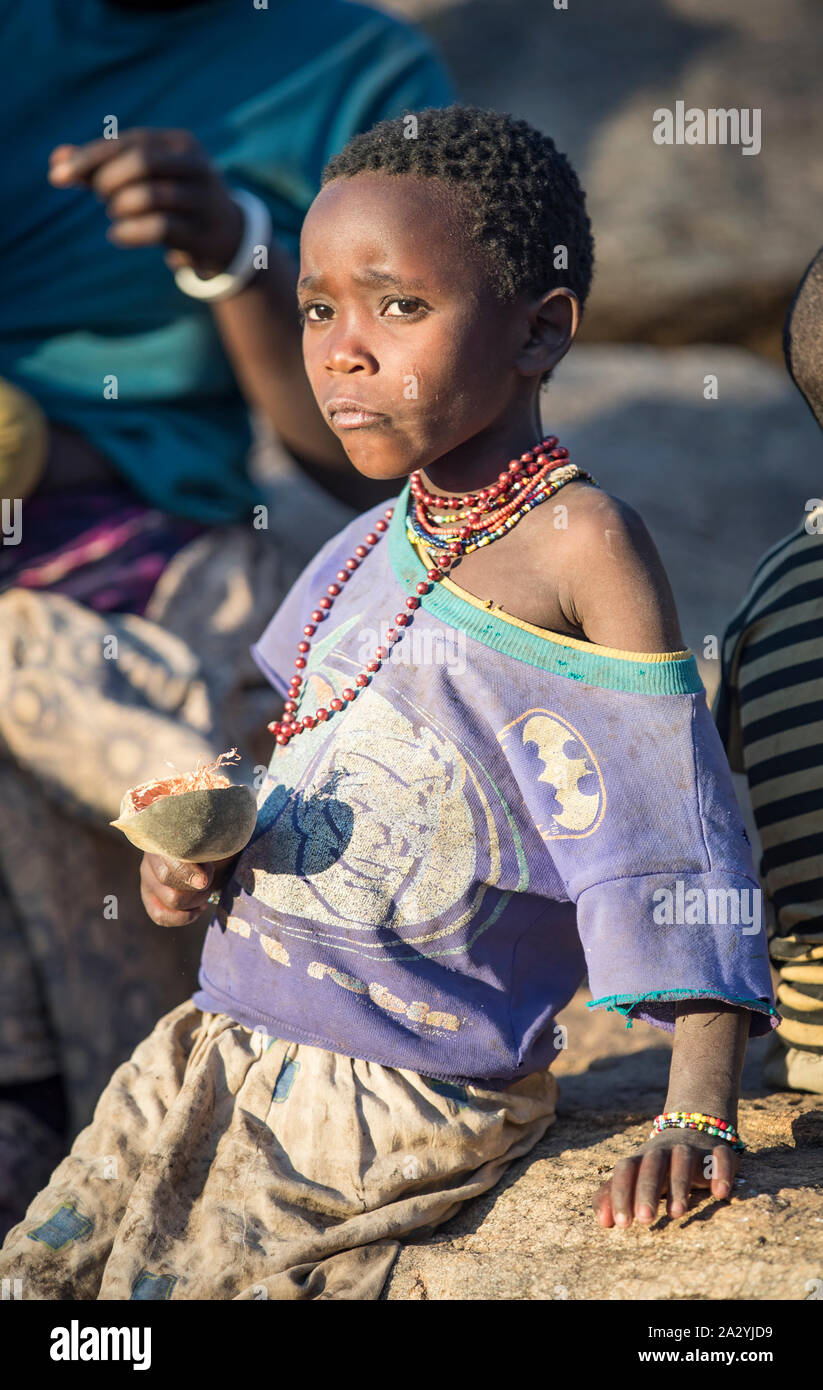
[
  {"left": 386, "top": 0, "right": 823, "bottom": 354},
  {"left": 385, "top": 990, "right": 823, "bottom": 1301}
]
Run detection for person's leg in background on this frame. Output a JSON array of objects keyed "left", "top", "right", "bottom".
[{"left": 763, "top": 930, "right": 823, "bottom": 1093}]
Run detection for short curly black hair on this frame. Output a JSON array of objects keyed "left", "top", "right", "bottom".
[{"left": 321, "top": 104, "right": 595, "bottom": 309}]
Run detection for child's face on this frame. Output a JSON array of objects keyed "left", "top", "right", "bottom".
[{"left": 298, "top": 172, "right": 545, "bottom": 481}]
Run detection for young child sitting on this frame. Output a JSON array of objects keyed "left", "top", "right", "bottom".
[{"left": 0, "top": 105, "right": 777, "bottom": 1301}]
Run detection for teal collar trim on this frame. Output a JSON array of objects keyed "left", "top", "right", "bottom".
[{"left": 388, "top": 478, "right": 703, "bottom": 696}]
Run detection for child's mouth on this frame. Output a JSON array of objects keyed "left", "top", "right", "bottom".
[{"left": 326, "top": 399, "right": 388, "bottom": 430}]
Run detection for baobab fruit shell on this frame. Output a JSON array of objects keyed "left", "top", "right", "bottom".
[{"left": 110, "top": 784, "right": 258, "bottom": 862}]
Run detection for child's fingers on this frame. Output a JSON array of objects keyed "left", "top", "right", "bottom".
[
  {"left": 595, "top": 1138, "right": 740, "bottom": 1233},
  {"left": 141, "top": 890, "right": 207, "bottom": 930},
  {"left": 607, "top": 1155, "right": 642, "bottom": 1228},
  {"left": 153, "top": 883, "right": 212, "bottom": 914},
  {"left": 591, "top": 1182, "right": 615, "bottom": 1228},
  {"left": 707, "top": 1143, "right": 737, "bottom": 1201},
  {"left": 141, "top": 854, "right": 213, "bottom": 909},
  {"left": 139, "top": 856, "right": 215, "bottom": 927},
  {"left": 633, "top": 1146, "right": 669, "bottom": 1224},
  {"left": 690, "top": 1139, "right": 738, "bottom": 1195},
  {"left": 665, "top": 1142, "right": 697, "bottom": 1218}
]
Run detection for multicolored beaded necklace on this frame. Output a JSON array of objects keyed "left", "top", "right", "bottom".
[{"left": 267, "top": 434, "right": 598, "bottom": 747}]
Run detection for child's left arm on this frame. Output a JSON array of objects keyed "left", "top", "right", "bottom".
[
  {"left": 593, "top": 1000, "right": 749, "bottom": 1227},
  {"left": 539, "top": 486, "right": 777, "bottom": 1225}
]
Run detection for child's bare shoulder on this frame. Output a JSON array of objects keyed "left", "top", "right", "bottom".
[
  {"left": 539, "top": 479, "right": 686, "bottom": 653},
  {"left": 554, "top": 480, "right": 657, "bottom": 564}
]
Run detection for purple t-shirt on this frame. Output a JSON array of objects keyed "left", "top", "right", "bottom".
[{"left": 193, "top": 480, "right": 777, "bottom": 1084}]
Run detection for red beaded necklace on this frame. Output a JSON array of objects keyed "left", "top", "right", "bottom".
[
  {"left": 267, "top": 434, "right": 594, "bottom": 747},
  {"left": 410, "top": 434, "right": 567, "bottom": 547}
]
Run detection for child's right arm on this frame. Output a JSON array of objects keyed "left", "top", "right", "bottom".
[{"left": 140, "top": 851, "right": 240, "bottom": 928}]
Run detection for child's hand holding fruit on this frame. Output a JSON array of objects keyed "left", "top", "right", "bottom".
[{"left": 140, "top": 852, "right": 240, "bottom": 928}]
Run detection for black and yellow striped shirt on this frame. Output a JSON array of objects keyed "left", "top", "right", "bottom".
[{"left": 713, "top": 506, "right": 823, "bottom": 1051}]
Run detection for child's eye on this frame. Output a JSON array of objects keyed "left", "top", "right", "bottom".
[
  {"left": 383, "top": 298, "right": 426, "bottom": 318},
  {"left": 301, "top": 303, "right": 333, "bottom": 323}
]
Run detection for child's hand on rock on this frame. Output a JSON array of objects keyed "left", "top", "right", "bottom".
[
  {"left": 140, "top": 853, "right": 234, "bottom": 928},
  {"left": 593, "top": 1128, "right": 740, "bottom": 1229}
]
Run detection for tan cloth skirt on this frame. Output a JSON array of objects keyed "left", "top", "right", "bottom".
[{"left": 0, "top": 1000, "right": 557, "bottom": 1300}]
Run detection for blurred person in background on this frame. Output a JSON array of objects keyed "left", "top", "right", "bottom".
[
  {"left": 0, "top": 0, "right": 451, "bottom": 1236},
  {"left": 714, "top": 244, "right": 823, "bottom": 1095}
]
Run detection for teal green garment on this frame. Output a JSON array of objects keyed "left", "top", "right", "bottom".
[{"left": 0, "top": 0, "right": 453, "bottom": 523}]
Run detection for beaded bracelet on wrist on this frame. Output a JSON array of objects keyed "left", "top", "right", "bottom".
[{"left": 650, "top": 1111, "right": 745, "bottom": 1152}]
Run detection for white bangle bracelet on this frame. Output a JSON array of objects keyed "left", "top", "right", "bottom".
[{"left": 173, "top": 188, "right": 272, "bottom": 303}]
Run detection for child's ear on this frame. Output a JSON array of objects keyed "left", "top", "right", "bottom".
[{"left": 516, "top": 288, "right": 580, "bottom": 378}]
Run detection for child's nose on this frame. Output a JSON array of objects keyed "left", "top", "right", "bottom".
[{"left": 324, "top": 328, "right": 377, "bottom": 375}]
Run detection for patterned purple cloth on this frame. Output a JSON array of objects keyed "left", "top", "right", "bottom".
[
  {"left": 193, "top": 485, "right": 778, "bottom": 1086},
  {"left": 0, "top": 486, "right": 207, "bottom": 615}
]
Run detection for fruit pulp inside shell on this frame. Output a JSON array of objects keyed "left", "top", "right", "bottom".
[{"left": 122, "top": 748, "right": 239, "bottom": 815}]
